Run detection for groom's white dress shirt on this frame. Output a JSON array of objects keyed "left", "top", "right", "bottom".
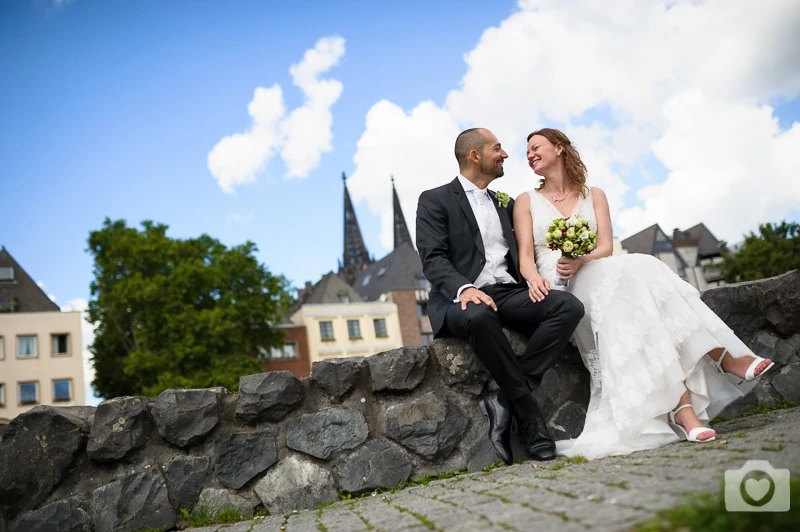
[{"left": 454, "top": 175, "right": 516, "bottom": 302}]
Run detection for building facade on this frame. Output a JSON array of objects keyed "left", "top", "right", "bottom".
[
  {"left": 258, "top": 323, "right": 311, "bottom": 378},
  {"left": 292, "top": 301, "right": 402, "bottom": 364},
  {"left": 0, "top": 248, "right": 84, "bottom": 424},
  {"left": 620, "top": 223, "right": 726, "bottom": 290},
  {"left": 291, "top": 271, "right": 403, "bottom": 364}
]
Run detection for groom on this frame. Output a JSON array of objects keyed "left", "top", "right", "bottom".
[{"left": 415, "top": 127, "right": 584, "bottom": 463}]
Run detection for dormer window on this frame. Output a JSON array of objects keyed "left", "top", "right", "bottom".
[
  {"left": 0, "top": 267, "right": 14, "bottom": 282},
  {"left": 0, "top": 297, "right": 16, "bottom": 312}
]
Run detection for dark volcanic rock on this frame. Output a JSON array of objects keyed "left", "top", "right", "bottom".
[
  {"left": 287, "top": 407, "right": 369, "bottom": 459},
  {"left": 197, "top": 488, "right": 258, "bottom": 517},
  {"left": 163, "top": 456, "right": 210, "bottom": 509},
  {"left": 151, "top": 389, "right": 220, "bottom": 448},
  {"left": 337, "top": 440, "right": 412, "bottom": 493},
  {"left": 254, "top": 455, "right": 338, "bottom": 514},
  {"left": 312, "top": 358, "right": 362, "bottom": 400},
  {"left": 87, "top": 396, "right": 151, "bottom": 463},
  {"left": 368, "top": 346, "right": 429, "bottom": 392},
  {"left": 92, "top": 469, "right": 175, "bottom": 532},
  {"left": 771, "top": 364, "right": 800, "bottom": 402},
  {"left": 214, "top": 430, "right": 278, "bottom": 489},
  {"left": 702, "top": 270, "right": 800, "bottom": 340},
  {"left": 0, "top": 406, "right": 92, "bottom": 517},
  {"left": 14, "top": 497, "right": 90, "bottom": 532},
  {"left": 548, "top": 401, "right": 588, "bottom": 440},
  {"left": 429, "top": 337, "right": 490, "bottom": 396},
  {"left": 385, "top": 392, "right": 468, "bottom": 460},
  {"left": 235, "top": 371, "right": 305, "bottom": 424}
]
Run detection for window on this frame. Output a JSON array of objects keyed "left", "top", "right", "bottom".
[
  {"left": 270, "top": 342, "right": 298, "bottom": 360},
  {"left": 53, "top": 379, "right": 72, "bottom": 402},
  {"left": 347, "top": 319, "right": 362, "bottom": 340},
  {"left": 0, "top": 383, "right": 5, "bottom": 407},
  {"left": 338, "top": 293, "right": 350, "bottom": 303},
  {"left": 52, "top": 334, "right": 69, "bottom": 356},
  {"left": 0, "top": 336, "right": 4, "bottom": 360},
  {"left": 0, "top": 297, "right": 16, "bottom": 312},
  {"left": 0, "top": 267, "right": 14, "bottom": 281},
  {"left": 319, "top": 321, "right": 334, "bottom": 341},
  {"left": 19, "top": 381, "right": 38, "bottom": 405},
  {"left": 374, "top": 318, "right": 388, "bottom": 338},
  {"left": 17, "top": 335, "right": 37, "bottom": 358},
  {"left": 421, "top": 333, "right": 434, "bottom": 346}
]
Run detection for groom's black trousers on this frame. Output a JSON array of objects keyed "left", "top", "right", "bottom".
[{"left": 444, "top": 282, "right": 584, "bottom": 402}]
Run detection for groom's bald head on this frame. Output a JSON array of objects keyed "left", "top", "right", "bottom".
[{"left": 455, "top": 128, "right": 489, "bottom": 170}]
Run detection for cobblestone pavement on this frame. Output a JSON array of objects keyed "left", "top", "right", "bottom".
[{"left": 191, "top": 407, "right": 800, "bottom": 532}]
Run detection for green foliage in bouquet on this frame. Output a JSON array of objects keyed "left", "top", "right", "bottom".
[{"left": 545, "top": 215, "right": 598, "bottom": 258}]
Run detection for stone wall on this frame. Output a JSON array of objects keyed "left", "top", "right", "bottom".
[{"left": 0, "top": 271, "right": 797, "bottom": 532}]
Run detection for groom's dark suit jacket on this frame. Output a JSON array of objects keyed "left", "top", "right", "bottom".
[{"left": 416, "top": 177, "right": 522, "bottom": 338}]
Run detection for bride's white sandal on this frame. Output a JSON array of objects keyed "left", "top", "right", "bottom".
[
  {"left": 668, "top": 404, "right": 716, "bottom": 443},
  {"left": 713, "top": 349, "right": 775, "bottom": 385}
]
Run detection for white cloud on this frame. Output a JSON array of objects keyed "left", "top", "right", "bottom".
[
  {"left": 349, "top": 0, "right": 800, "bottom": 249},
  {"left": 61, "top": 298, "right": 102, "bottom": 407},
  {"left": 208, "top": 36, "right": 345, "bottom": 193}
]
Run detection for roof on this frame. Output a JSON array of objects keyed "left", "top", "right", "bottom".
[
  {"left": 683, "top": 223, "right": 724, "bottom": 257},
  {"left": 296, "top": 271, "right": 364, "bottom": 307},
  {"left": 620, "top": 224, "right": 690, "bottom": 269},
  {"left": 0, "top": 247, "right": 60, "bottom": 312},
  {"left": 353, "top": 243, "right": 425, "bottom": 301},
  {"left": 620, "top": 224, "right": 659, "bottom": 255}
]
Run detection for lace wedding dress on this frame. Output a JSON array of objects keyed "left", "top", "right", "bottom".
[{"left": 528, "top": 189, "right": 759, "bottom": 459}]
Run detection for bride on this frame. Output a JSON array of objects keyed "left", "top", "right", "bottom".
[{"left": 512, "top": 128, "right": 774, "bottom": 459}]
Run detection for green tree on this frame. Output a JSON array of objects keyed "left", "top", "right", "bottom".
[
  {"left": 722, "top": 220, "right": 800, "bottom": 283},
  {"left": 87, "top": 218, "right": 293, "bottom": 398}
]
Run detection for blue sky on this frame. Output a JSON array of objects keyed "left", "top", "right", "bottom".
[
  {"left": 2, "top": 1, "right": 799, "bottom": 403},
  {"left": 1, "top": 0, "right": 518, "bottom": 306}
]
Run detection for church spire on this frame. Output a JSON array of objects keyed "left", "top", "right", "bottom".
[
  {"left": 340, "top": 172, "right": 372, "bottom": 285},
  {"left": 392, "top": 175, "right": 413, "bottom": 250}
]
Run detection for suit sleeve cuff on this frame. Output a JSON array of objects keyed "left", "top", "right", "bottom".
[{"left": 453, "top": 284, "right": 476, "bottom": 303}]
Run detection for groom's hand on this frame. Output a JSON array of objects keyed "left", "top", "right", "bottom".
[
  {"left": 459, "top": 287, "right": 497, "bottom": 312},
  {"left": 527, "top": 276, "right": 550, "bottom": 303}
]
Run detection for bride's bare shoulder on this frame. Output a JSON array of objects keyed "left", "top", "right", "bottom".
[
  {"left": 515, "top": 191, "right": 532, "bottom": 205},
  {"left": 589, "top": 187, "right": 608, "bottom": 201}
]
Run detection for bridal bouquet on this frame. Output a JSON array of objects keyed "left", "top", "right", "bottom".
[{"left": 545, "top": 215, "right": 597, "bottom": 286}]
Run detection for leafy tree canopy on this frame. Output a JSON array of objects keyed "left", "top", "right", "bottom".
[
  {"left": 87, "top": 218, "right": 293, "bottom": 398},
  {"left": 722, "top": 220, "right": 800, "bottom": 283}
]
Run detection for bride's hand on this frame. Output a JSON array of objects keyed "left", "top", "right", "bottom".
[
  {"left": 526, "top": 275, "right": 550, "bottom": 303},
  {"left": 557, "top": 256, "right": 585, "bottom": 280}
]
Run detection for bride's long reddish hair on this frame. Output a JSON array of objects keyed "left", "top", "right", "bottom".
[{"left": 527, "top": 128, "right": 589, "bottom": 198}]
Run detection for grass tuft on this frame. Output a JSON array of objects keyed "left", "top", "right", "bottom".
[{"left": 179, "top": 506, "right": 245, "bottom": 528}]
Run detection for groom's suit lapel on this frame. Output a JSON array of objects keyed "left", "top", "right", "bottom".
[{"left": 448, "top": 178, "right": 485, "bottom": 257}]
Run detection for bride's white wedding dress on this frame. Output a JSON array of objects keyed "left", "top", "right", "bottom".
[{"left": 528, "top": 189, "right": 760, "bottom": 459}]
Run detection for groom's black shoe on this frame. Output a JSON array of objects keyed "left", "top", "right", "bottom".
[
  {"left": 513, "top": 393, "right": 557, "bottom": 461},
  {"left": 480, "top": 389, "right": 513, "bottom": 465}
]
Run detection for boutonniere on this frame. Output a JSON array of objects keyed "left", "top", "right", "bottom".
[{"left": 495, "top": 191, "right": 510, "bottom": 208}]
